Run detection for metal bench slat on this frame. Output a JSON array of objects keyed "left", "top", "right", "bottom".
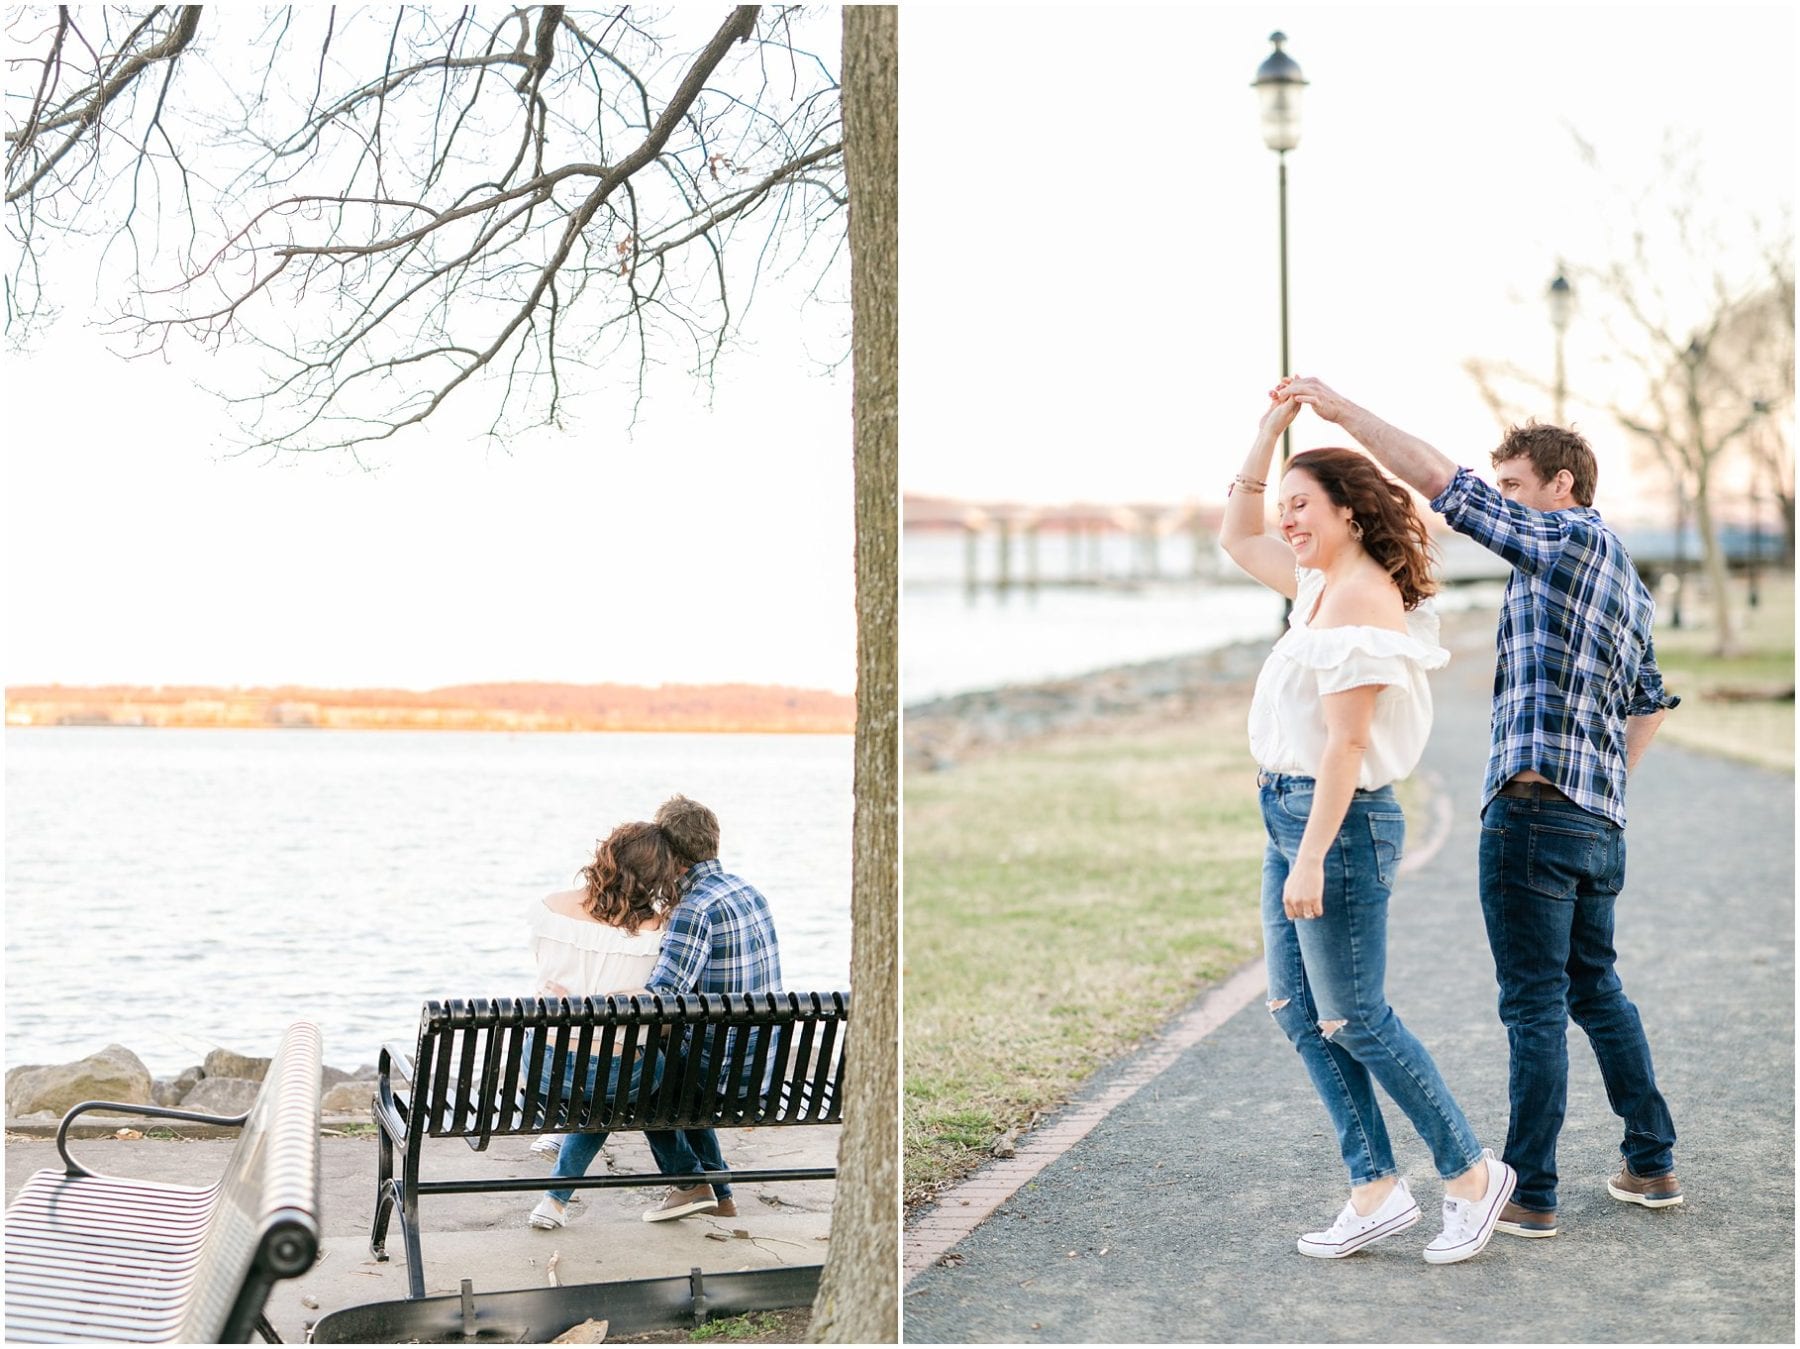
[{"left": 3, "top": 1021, "right": 323, "bottom": 1344}]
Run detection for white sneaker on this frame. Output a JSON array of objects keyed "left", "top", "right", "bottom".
[
  {"left": 1423, "top": 1150, "right": 1517, "bottom": 1265},
  {"left": 1297, "top": 1178, "right": 1421, "bottom": 1258},
  {"left": 528, "top": 1196, "right": 567, "bottom": 1230},
  {"left": 529, "top": 1134, "right": 564, "bottom": 1159}
]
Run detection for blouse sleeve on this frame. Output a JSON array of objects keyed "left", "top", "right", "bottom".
[
  {"left": 1316, "top": 651, "right": 1413, "bottom": 696},
  {"left": 1287, "top": 625, "right": 1450, "bottom": 697}
]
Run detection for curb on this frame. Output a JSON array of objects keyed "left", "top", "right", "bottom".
[{"left": 6, "top": 1113, "right": 381, "bottom": 1139}]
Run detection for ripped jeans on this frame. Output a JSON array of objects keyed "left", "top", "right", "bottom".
[{"left": 1259, "top": 772, "right": 1484, "bottom": 1186}]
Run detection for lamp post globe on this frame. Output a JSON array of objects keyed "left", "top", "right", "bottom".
[{"left": 1254, "top": 31, "right": 1307, "bottom": 153}]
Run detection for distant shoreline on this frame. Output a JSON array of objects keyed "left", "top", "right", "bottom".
[{"left": 6, "top": 680, "right": 855, "bottom": 736}]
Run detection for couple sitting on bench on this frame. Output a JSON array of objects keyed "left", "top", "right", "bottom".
[{"left": 524, "top": 793, "right": 782, "bottom": 1232}]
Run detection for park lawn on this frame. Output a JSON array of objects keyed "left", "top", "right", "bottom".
[
  {"left": 903, "top": 697, "right": 1268, "bottom": 1206},
  {"left": 1651, "top": 576, "right": 1794, "bottom": 773}
]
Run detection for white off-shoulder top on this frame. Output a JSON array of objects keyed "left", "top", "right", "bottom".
[
  {"left": 1247, "top": 567, "right": 1451, "bottom": 789},
  {"left": 527, "top": 897, "right": 665, "bottom": 997}
]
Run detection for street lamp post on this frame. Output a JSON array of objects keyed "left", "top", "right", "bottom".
[
  {"left": 1749, "top": 398, "right": 1770, "bottom": 609},
  {"left": 1254, "top": 31, "right": 1307, "bottom": 468},
  {"left": 1547, "top": 270, "right": 1572, "bottom": 424}
]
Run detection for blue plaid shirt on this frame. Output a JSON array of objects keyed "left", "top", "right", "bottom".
[
  {"left": 646, "top": 859, "right": 783, "bottom": 995},
  {"left": 1431, "top": 468, "right": 1679, "bottom": 827}
]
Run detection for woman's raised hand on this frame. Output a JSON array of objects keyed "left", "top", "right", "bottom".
[{"left": 1259, "top": 387, "right": 1302, "bottom": 439}]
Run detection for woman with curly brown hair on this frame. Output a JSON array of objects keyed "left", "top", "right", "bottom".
[
  {"left": 525, "top": 820, "right": 684, "bottom": 1230},
  {"left": 1217, "top": 384, "right": 1515, "bottom": 1266}
]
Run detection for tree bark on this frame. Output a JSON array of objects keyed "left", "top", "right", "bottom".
[{"left": 809, "top": 5, "right": 898, "bottom": 1343}]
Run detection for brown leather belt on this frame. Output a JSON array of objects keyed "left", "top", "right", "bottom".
[{"left": 1497, "top": 779, "right": 1573, "bottom": 803}]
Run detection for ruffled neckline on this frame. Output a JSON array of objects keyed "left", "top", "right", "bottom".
[
  {"left": 528, "top": 899, "right": 667, "bottom": 953},
  {"left": 1281, "top": 568, "right": 1448, "bottom": 669}
]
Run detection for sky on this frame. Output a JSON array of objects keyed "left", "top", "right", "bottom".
[
  {"left": 4, "top": 5, "right": 1793, "bottom": 691},
  {"left": 901, "top": 3, "right": 1796, "bottom": 519},
  {"left": 2, "top": 9, "right": 857, "bottom": 693}
]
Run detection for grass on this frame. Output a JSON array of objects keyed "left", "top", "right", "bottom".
[
  {"left": 688, "top": 1311, "right": 793, "bottom": 1342},
  {"left": 903, "top": 696, "right": 1267, "bottom": 1205},
  {"left": 1650, "top": 575, "right": 1794, "bottom": 772}
]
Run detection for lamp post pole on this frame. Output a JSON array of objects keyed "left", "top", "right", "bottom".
[
  {"left": 1749, "top": 399, "right": 1769, "bottom": 609},
  {"left": 1547, "top": 270, "right": 1572, "bottom": 424},
  {"left": 1255, "top": 32, "right": 1307, "bottom": 469}
]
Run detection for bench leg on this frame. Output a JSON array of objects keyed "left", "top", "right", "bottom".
[
  {"left": 370, "top": 1175, "right": 399, "bottom": 1261},
  {"left": 371, "top": 1123, "right": 398, "bottom": 1260},
  {"left": 254, "top": 1311, "right": 283, "bottom": 1342},
  {"left": 396, "top": 1185, "right": 427, "bottom": 1300}
]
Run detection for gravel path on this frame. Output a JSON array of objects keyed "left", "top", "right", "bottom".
[{"left": 903, "top": 621, "right": 1795, "bottom": 1343}]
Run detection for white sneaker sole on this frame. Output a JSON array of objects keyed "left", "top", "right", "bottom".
[
  {"left": 642, "top": 1200, "right": 721, "bottom": 1223},
  {"left": 1424, "top": 1162, "right": 1517, "bottom": 1264},
  {"left": 1607, "top": 1180, "right": 1684, "bottom": 1208},
  {"left": 529, "top": 1140, "right": 563, "bottom": 1158},
  {"left": 1296, "top": 1204, "right": 1421, "bottom": 1258}
]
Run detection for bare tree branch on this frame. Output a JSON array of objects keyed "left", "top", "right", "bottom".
[{"left": 6, "top": 5, "right": 848, "bottom": 454}]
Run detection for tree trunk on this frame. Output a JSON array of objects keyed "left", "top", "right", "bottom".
[
  {"left": 1691, "top": 466, "right": 1738, "bottom": 656},
  {"left": 809, "top": 6, "right": 898, "bottom": 1343}
]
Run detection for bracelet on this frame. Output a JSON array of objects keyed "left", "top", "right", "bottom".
[{"left": 1229, "top": 475, "right": 1267, "bottom": 496}]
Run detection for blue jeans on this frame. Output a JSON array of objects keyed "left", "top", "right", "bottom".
[
  {"left": 528, "top": 1042, "right": 648, "bottom": 1204},
  {"left": 1260, "top": 773, "right": 1484, "bottom": 1185},
  {"left": 644, "top": 1128, "right": 731, "bottom": 1200},
  {"left": 1478, "top": 793, "right": 1676, "bottom": 1211}
]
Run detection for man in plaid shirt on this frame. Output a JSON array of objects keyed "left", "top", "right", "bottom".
[
  {"left": 1281, "top": 377, "right": 1683, "bottom": 1240},
  {"left": 639, "top": 793, "right": 783, "bottom": 1222}
]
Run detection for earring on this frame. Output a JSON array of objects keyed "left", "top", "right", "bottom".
[{"left": 1349, "top": 520, "right": 1364, "bottom": 542}]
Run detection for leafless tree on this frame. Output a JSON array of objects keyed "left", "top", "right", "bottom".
[
  {"left": 6, "top": 5, "right": 846, "bottom": 455},
  {"left": 8, "top": 5, "right": 900, "bottom": 1334},
  {"left": 1464, "top": 134, "right": 1792, "bottom": 654}
]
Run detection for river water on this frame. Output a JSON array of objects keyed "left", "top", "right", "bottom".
[{"left": 5, "top": 727, "right": 851, "bottom": 1077}]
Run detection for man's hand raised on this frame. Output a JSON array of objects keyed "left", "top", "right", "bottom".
[{"left": 1277, "top": 375, "right": 1355, "bottom": 425}]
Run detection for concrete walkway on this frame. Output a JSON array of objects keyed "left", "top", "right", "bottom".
[
  {"left": 903, "top": 623, "right": 1795, "bottom": 1343},
  {"left": 5, "top": 1123, "right": 836, "bottom": 1341}
]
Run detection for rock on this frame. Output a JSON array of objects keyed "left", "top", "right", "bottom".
[
  {"left": 6, "top": 1045, "right": 153, "bottom": 1119},
  {"left": 150, "top": 1066, "right": 205, "bottom": 1108},
  {"left": 320, "top": 1065, "right": 355, "bottom": 1091},
  {"left": 179, "top": 1076, "right": 262, "bottom": 1116},
  {"left": 203, "top": 1049, "right": 271, "bottom": 1083},
  {"left": 321, "top": 1081, "right": 373, "bottom": 1116}
]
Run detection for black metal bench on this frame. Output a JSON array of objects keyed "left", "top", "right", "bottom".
[
  {"left": 3, "top": 1021, "right": 324, "bottom": 1344},
  {"left": 371, "top": 991, "right": 848, "bottom": 1299}
]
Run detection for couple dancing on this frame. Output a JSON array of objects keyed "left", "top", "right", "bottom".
[
  {"left": 522, "top": 793, "right": 781, "bottom": 1232},
  {"left": 1223, "top": 376, "right": 1681, "bottom": 1265}
]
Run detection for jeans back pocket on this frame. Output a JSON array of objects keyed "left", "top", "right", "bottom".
[
  {"left": 1525, "top": 823, "right": 1602, "bottom": 900},
  {"left": 1365, "top": 811, "right": 1406, "bottom": 889}
]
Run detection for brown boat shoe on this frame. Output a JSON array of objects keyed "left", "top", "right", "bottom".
[
  {"left": 1607, "top": 1159, "right": 1684, "bottom": 1209},
  {"left": 1494, "top": 1200, "right": 1558, "bottom": 1238},
  {"left": 642, "top": 1183, "right": 723, "bottom": 1222}
]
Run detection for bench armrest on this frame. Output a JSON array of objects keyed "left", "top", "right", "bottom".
[
  {"left": 56, "top": 1099, "right": 253, "bottom": 1178},
  {"left": 380, "top": 1042, "right": 416, "bottom": 1086},
  {"left": 373, "top": 1044, "right": 414, "bottom": 1145}
]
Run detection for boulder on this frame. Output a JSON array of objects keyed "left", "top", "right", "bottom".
[
  {"left": 321, "top": 1081, "right": 374, "bottom": 1115},
  {"left": 149, "top": 1066, "right": 206, "bottom": 1109},
  {"left": 319, "top": 1065, "right": 355, "bottom": 1091},
  {"left": 203, "top": 1048, "right": 271, "bottom": 1083},
  {"left": 179, "top": 1076, "right": 262, "bottom": 1116},
  {"left": 6, "top": 1045, "right": 153, "bottom": 1119}
]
